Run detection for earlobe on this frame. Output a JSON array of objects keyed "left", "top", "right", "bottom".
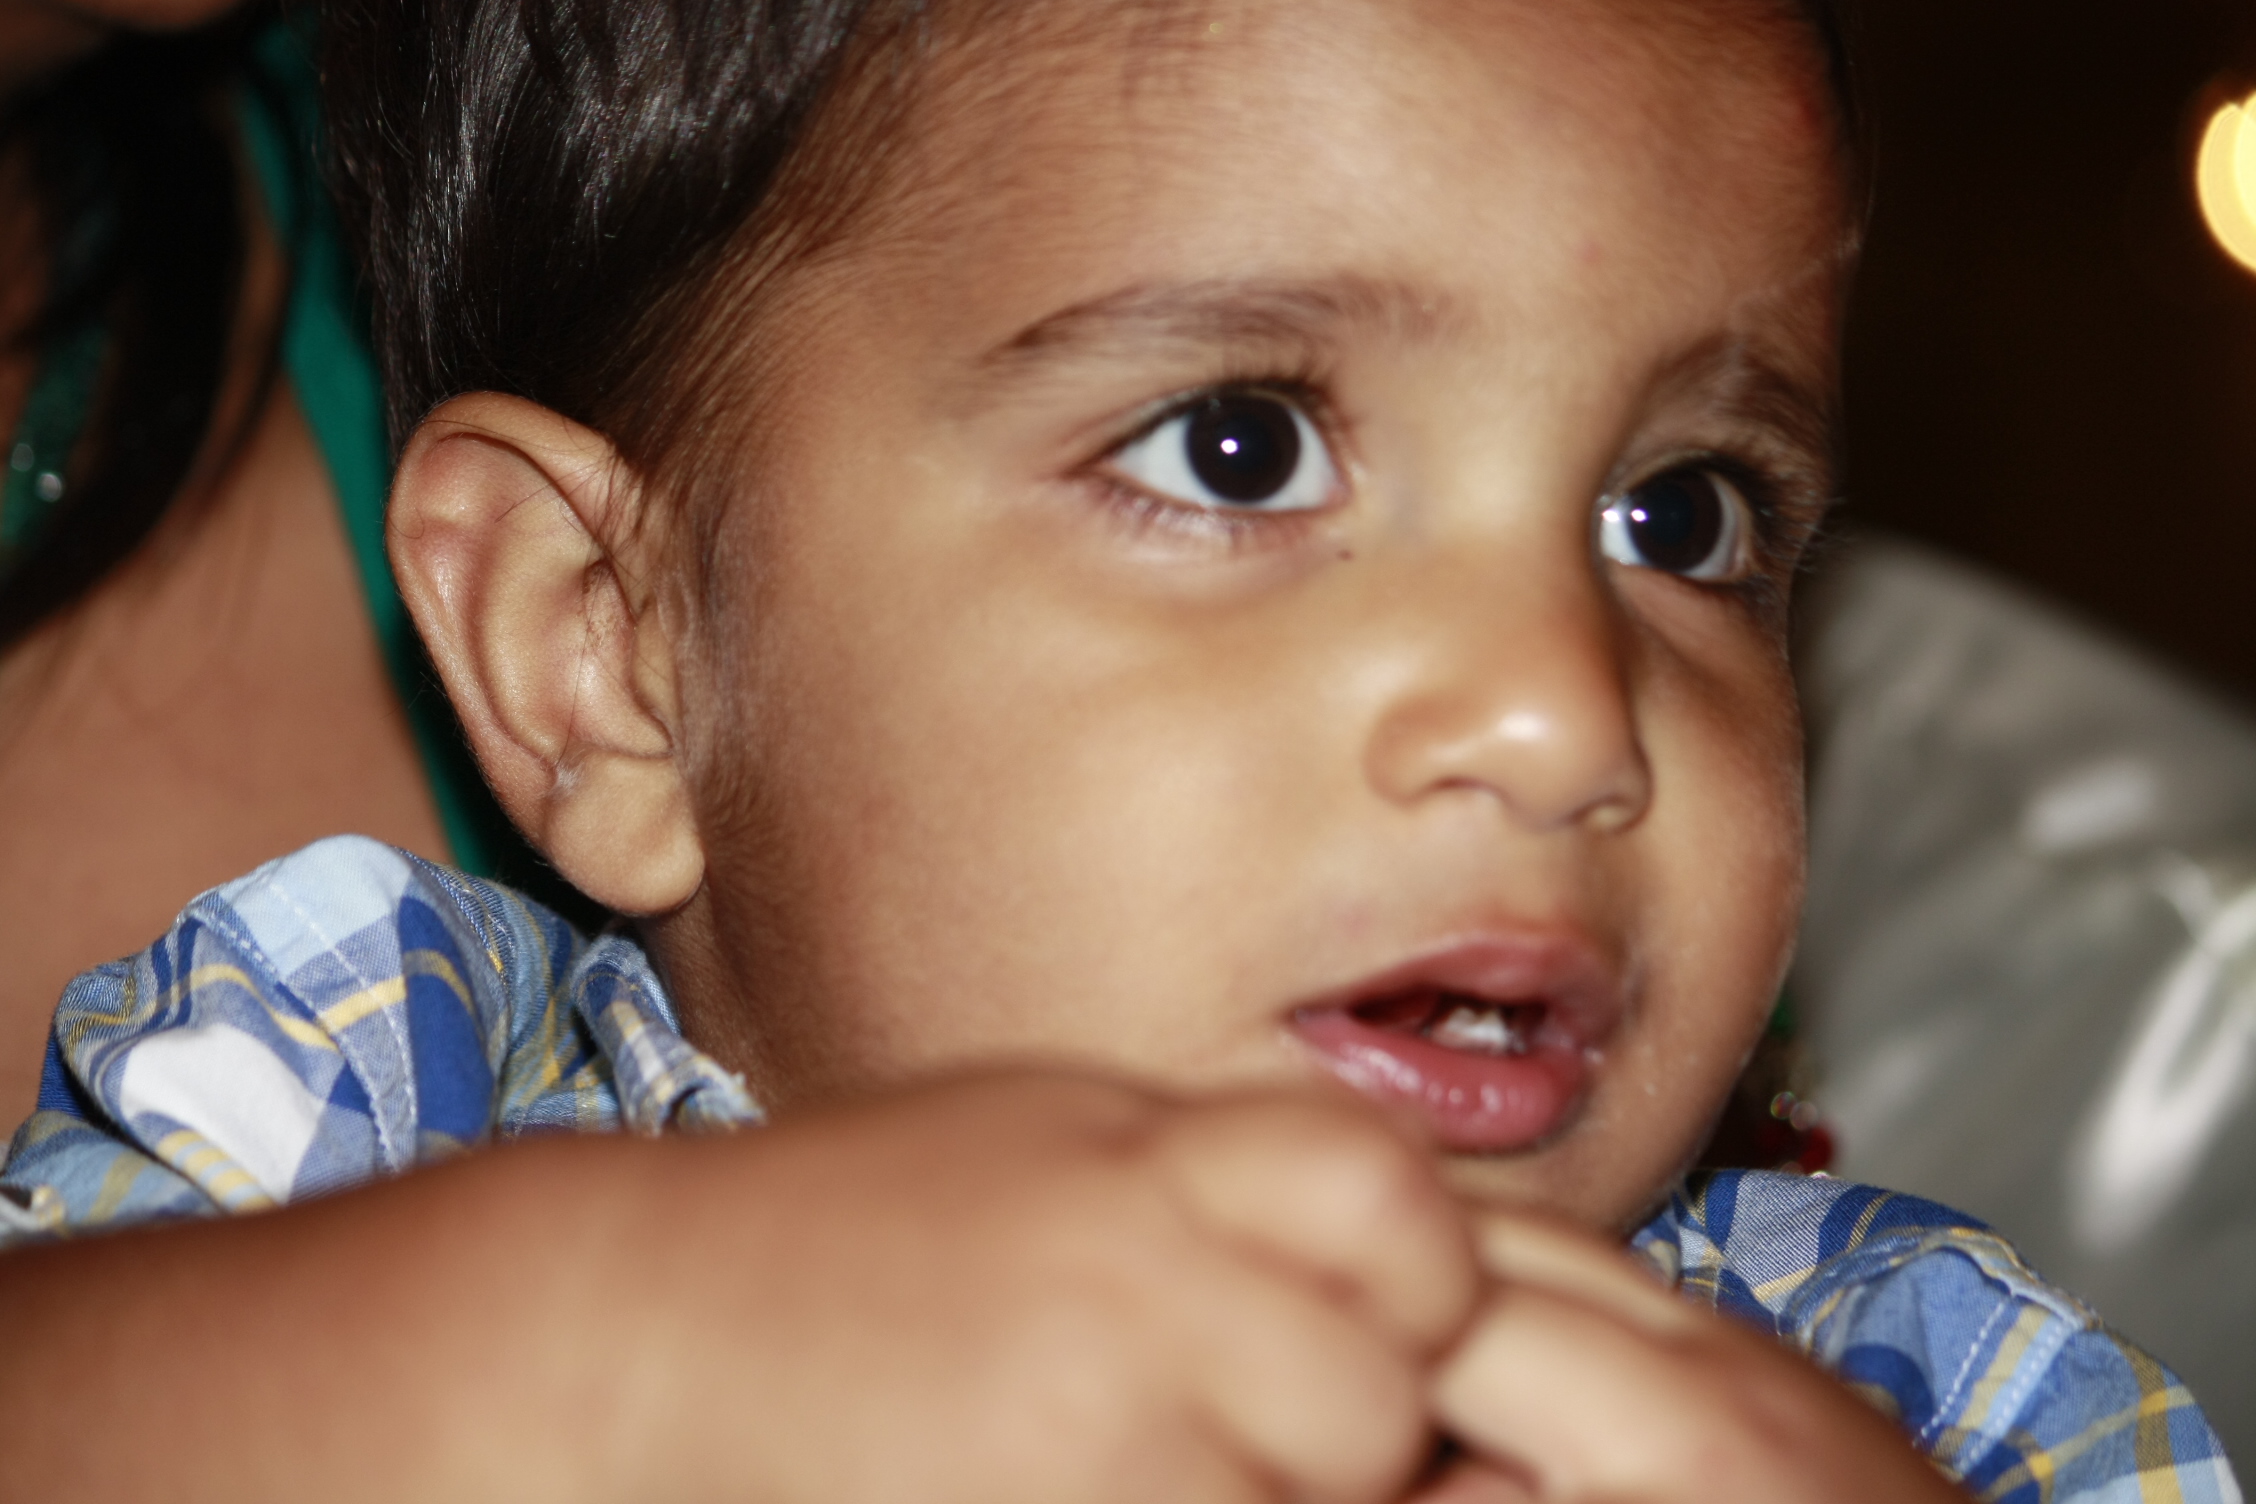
[{"left": 388, "top": 393, "right": 705, "bottom": 915}]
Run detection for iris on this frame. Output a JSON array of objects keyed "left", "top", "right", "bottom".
[
  {"left": 1184, "top": 395, "right": 1302, "bottom": 505},
  {"left": 1619, "top": 470, "right": 1725, "bottom": 575}
]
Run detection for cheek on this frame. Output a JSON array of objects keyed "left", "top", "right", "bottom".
[
  {"left": 1600, "top": 635, "right": 1805, "bottom": 1205},
  {"left": 1628, "top": 578, "right": 1807, "bottom": 1002},
  {"left": 1651, "top": 650, "right": 1806, "bottom": 992},
  {"left": 685, "top": 483, "right": 1329, "bottom": 1100}
]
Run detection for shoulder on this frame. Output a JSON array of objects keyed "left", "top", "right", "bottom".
[
  {"left": 155, "top": 834, "right": 595, "bottom": 1154},
  {"left": 1, "top": 839, "right": 691, "bottom": 1238},
  {"left": 206, "top": 833, "right": 559, "bottom": 983},
  {"left": 1631, "top": 1168, "right": 2066, "bottom": 1328},
  {"left": 1635, "top": 1170, "right": 2241, "bottom": 1504}
]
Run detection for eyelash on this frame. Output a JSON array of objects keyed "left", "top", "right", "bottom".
[
  {"left": 1083, "top": 369, "right": 1345, "bottom": 549},
  {"left": 1644, "top": 450, "right": 1828, "bottom": 618},
  {"left": 1078, "top": 375, "right": 1833, "bottom": 598}
]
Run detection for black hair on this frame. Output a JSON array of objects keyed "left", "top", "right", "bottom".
[
  {"left": 0, "top": 9, "right": 278, "bottom": 652},
  {"left": 326, "top": 0, "right": 915, "bottom": 461},
  {"left": 327, "top": 0, "right": 1863, "bottom": 467}
]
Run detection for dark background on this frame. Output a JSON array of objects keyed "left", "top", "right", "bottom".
[{"left": 1843, "top": 0, "right": 2256, "bottom": 698}]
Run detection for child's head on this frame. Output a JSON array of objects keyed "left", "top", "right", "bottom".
[{"left": 341, "top": 0, "right": 1859, "bottom": 1230}]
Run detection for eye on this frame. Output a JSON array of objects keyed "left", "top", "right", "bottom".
[
  {"left": 1107, "top": 392, "right": 1338, "bottom": 513},
  {"left": 1596, "top": 466, "right": 1750, "bottom": 581}
]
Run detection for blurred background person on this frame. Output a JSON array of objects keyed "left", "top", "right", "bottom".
[{"left": 0, "top": 0, "right": 574, "bottom": 1125}]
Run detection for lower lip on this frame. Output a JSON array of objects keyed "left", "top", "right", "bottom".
[{"left": 1291, "top": 1007, "right": 1590, "bottom": 1153}]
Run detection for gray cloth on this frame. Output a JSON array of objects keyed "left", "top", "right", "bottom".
[{"left": 1795, "top": 535, "right": 2256, "bottom": 1467}]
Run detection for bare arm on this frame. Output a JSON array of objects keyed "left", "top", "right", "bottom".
[
  {"left": 0, "top": 1133, "right": 679, "bottom": 1504},
  {"left": 1, "top": 1074, "right": 1479, "bottom": 1504}
]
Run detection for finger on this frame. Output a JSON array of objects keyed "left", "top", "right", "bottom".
[
  {"left": 1433, "top": 1283, "right": 1971, "bottom": 1504},
  {"left": 1160, "top": 1094, "right": 1478, "bottom": 1351},
  {"left": 1466, "top": 1209, "right": 1694, "bottom": 1336},
  {"left": 1402, "top": 1456, "right": 1541, "bottom": 1504},
  {"left": 1432, "top": 1283, "right": 1705, "bottom": 1498},
  {"left": 1184, "top": 1248, "right": 1433, "bottom": 1504}
]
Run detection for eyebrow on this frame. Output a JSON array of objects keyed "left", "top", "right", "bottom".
[
  {"left": 973, "top": 275, "right": 1467, "bottom": 380},
  {"left": 970, "top": 274, "right": 1841, "bottom": 472},
  {"left": 1652, "top": 333, "right": 1842, "bottom": 476}
]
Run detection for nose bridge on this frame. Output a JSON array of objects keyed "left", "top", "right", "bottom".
[{"left": 1361, "top": 531, "right": 1651, "bottom": 833}]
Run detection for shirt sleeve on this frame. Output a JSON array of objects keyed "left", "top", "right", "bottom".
[
  {"left": 1810, "top": 1225, "right": 2241, "bottom": 1503},
  {"left": 0, "top": 836, "right": 578, "bottom": 1243},
  {"left": 1948, "top": 1320, "right": 2242, "bottom": 1504},
  {"left": 1643, "top": 1171, "right": 2243, "bottom": 1504}
]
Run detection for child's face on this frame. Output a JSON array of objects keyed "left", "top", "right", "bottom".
[{"left": 658, "top": 0, "right": 1845, "bottom": 1229}]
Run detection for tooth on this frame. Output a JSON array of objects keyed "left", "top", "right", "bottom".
[{"left": 1430, "top": 1004, "right": 1528, "bottom": 1056}]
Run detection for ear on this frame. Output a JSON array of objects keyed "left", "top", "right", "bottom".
[{"left": 388, "top": 393, "right": 703, "bottom": 915}]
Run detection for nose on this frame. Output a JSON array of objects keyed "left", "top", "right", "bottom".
[{"left": 1361, "top": 553, "right": 1651, "bottom": 833}]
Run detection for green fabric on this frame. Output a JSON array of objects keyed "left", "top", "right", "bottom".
[
  {"left": 0, "top": 319, "right": 103, "bottom": 562},
  {"left": 235, "top": 20, "right": 514, "bottom": 880}
]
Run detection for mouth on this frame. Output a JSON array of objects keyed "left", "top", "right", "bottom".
[{"left": 1288, "top": 936, "right": 1621, "bottom": 1154}]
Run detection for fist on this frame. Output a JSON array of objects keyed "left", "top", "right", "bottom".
[{"left": 633, "top": 1073, "right": 1480, "bottom": 1504}]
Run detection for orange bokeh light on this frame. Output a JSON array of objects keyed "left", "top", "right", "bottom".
[{"left": 2196, "top": 93, "right": 2256, "bottom": 273}]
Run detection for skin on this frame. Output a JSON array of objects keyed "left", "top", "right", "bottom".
[
  {"left": 0, "top": 1, "right": 1968, "bottom": 1499},
  {"left": 380, "top": 0, "right": 1962, "bottom": 1497},
  {"left": 434, "top": 0, "right": 1834, "bottom": 1229},
  {"left": 1421, "top": 1212, "right": 1970, "bottom": 1502},
  {"left": 0, "top": 2, "right": 450, "bottom": 1119},
  {"left": 2, "top": 1079, "right": 1478, "bottom": 1503}
]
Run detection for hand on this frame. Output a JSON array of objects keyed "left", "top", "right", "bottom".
[
  {"left": 1410, "top": 1212, "right": 1971, "bottom": 1504},
  {"left": 634, "top": 1072, "right": 1481, "bottom": 1504}
]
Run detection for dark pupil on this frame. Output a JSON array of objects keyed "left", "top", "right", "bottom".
[
  {"left": 1185, "top": 395, "right": 1300, "bottom": 505},
  {"left": 1625, "top": 470, "right": 1723, "bottom": 573}
]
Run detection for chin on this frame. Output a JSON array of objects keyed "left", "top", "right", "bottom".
[{"left": 1436, "top": 1103, "right": 1710, "bottom": 1234}]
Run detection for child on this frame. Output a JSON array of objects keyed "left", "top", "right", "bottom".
[{"left": 0, "top": 0, "right": 2238, "bottom": 1498}]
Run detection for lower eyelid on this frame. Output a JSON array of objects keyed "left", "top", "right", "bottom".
[
  {"left": 1084, "top": 473, "right": 1340, "bottom": 560},
  {"left": 1089, "top": 473, "right": 1269, "bottom": 542}
]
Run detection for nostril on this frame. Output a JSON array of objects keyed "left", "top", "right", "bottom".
[{"left": 1585, "top": 788, "right": 1645, "bottom": 834}]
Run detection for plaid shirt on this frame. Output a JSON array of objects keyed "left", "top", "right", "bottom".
[{"left": 2, "top": 837, "right": 2240, "bottom": 1503}]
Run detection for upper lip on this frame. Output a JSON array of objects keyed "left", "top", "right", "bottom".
[{"left": 1288, "top": 932, "right": 1626, "bottom": 1051}]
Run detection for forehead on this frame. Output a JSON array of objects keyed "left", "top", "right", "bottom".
[{"left": 797, "top": 0, "right": 1848, "bottom": 388}]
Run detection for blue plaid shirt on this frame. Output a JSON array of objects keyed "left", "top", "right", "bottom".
[{"left": 1, "top": 837, "right": 2240, "bottom": 1503}]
